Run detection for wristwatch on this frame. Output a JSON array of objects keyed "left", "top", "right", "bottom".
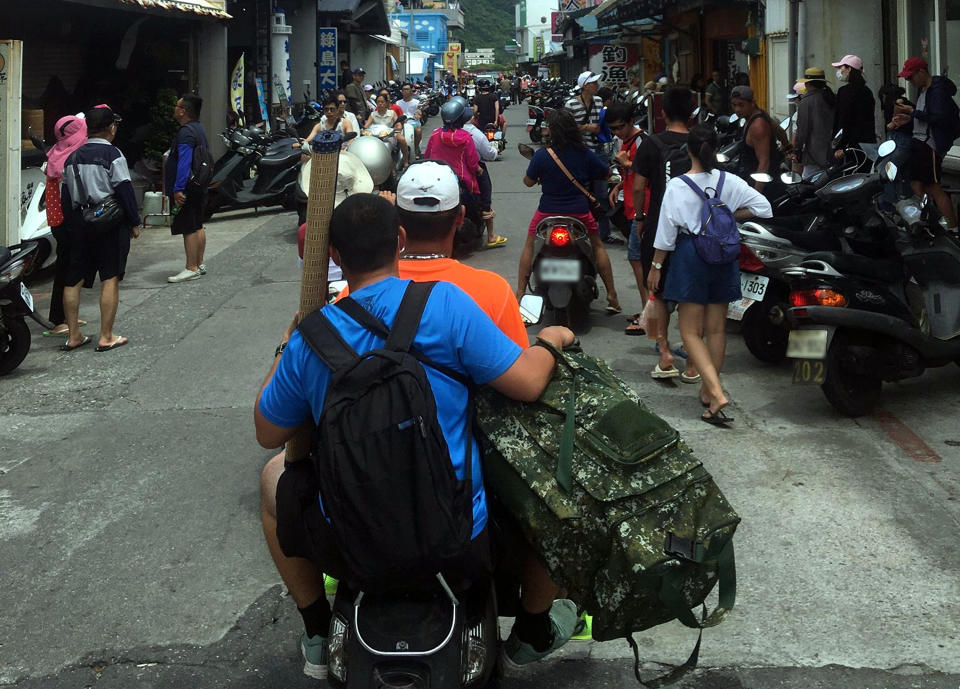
[
  {"left": 652, "top": 261, "right": 663, "bottom": 270},
  {"left": 274, "top": 341, "right": 287, "bottom": 358}
]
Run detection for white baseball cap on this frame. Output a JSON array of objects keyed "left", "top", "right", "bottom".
[
  {"left": 577, "top": 71, "right": 601, "bottom": 90},
  {"left": 397, "top": 161, "right": 461, "bottom": 213}
]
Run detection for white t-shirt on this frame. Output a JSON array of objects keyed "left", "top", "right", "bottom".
[
  {"left": 653, "top": 170, "right": 772, "bottom": 252},
  {"left": 395, "top": 97, "right": 421, "bottom": 120},
  {"left": 463, "top": 122, "right": 498, "bottom": 162}
]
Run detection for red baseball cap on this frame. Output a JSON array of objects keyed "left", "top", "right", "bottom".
[{"left": 897, "top": 57, "right": 928, "bottom": 78}]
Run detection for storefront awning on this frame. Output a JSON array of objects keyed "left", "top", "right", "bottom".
[
  {"left": 319, "top": 0, "right": 390, "bottom": 35},
  {"left": 112, "top": 0, "right": 231, "bottom": 18},
  {"left": 596, "top": 0, "right": 753, "bottom": 28}
]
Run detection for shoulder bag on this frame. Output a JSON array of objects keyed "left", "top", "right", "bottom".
[
  {"left": 72, "top": 165, "right": 124, "bottom": 232},
  {"left": 545, "top": 147, "right": 604, "bottom": 220}
]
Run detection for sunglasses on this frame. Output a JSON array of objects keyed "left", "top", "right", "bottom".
[{"left": 337, "top": 99, "right": 347, "bottom": 104}]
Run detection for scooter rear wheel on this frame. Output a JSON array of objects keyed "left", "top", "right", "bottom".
[
  {"left": 820, "top": 332, "right": 881, "bottom": 417},
  {"left": 741, "top": 292, "right": 789, "bottom": 364},
  {"left": 0, "top": 317, "right": 31, "bottom": 376}
]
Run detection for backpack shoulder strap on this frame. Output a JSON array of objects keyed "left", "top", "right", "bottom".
[
  {"left": 715, "top": 171, "right": 726, "bottom": 197},
  {"left": 677, "top": 174, "right": 709, "bottom": 200},
  {"left": 297, "top": 309, "right": 360, "bottom": 372},
  {"left": 336, "top": 296, "right": 391, "bottom": 338},
  {"left": 385, "top": 281, "right": 436, "bottom": 352}
]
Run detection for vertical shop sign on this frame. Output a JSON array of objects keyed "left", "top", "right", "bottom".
[
  {"left": 230, "top": 53, "right": 245, "bottom": 125},
  {"left": 318, "top": 27, "right": 338, "bottom": 92},
  {"left": 255, "top": 77, "right": 271, "bottom": 132},
  {"left": 600, "top": 44, "right": 628, "bottom": 84},
  {"left": 1, "top": 40, "right": 23, "bottom": 247},
  {"left": 551, "top": 12, "right": 563, "bottom": 42}
]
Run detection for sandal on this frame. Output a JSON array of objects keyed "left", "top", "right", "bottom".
[
  {"left": 624, "top": 318, "right": 645, "bottom": 336},
  {"left": 59, "top": 335, "right": 91, "bottom": 352},
  {"left": 485, "top": 235, "right": 508, "bottom": 248},
  {"left": 95, "top": 336, "right": 129, "bottom": 353},
  {"left": 43, "top": 320, "right": 87, "bottom": 337},
  {"left": 701, "top": 408, "right": 734, "bottom": 425}
]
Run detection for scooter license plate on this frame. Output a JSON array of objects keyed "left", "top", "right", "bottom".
[
  {"left": 494, "top": 131, "right": 503, "bottom": 140},
  {"left": 538, "top": 259, "right": 581, "bottom": 283},
  {"left": 786, "top": 329, "right": 829, "bottom": 360},
  {"left": 728, "top": 273, "right": 770, "bottom": 321},
  {"left": 526, "top": 119, "right": 537, "bottom": 126},
  {"left": 792, "top": 359, "right": 827, "bottom": 385},
  {"left": 20, "top": 283, "right": 34, "bottom": 313}
]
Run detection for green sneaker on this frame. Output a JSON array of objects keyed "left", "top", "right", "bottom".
[
  {"left": 300, "top": 633, "right": 328, "bottom": 680},
  {"left": 571, "top": 612, "right": 593, "bottom": 640},
  {"left": 501, "top": 599, "right": 579, "bottom": 672},
  {"left": 323, "top": 573, "right": 339, "bottom": 596}
]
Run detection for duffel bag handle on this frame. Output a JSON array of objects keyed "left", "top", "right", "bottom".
[
  {"left": 534, "top": 337, "right": 579, "bottom": 493},
  {"left": 626, "top": 540, "right": 736, "bottom": 687}
]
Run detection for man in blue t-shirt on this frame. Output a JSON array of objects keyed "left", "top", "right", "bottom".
[
  {"left": 255, "top": 193, "right": 579, "bottom": 680},
  {"left": 165, "top": 93, "right": 209, "bottom": 284}
]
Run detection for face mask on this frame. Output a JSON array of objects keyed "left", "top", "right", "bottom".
[{"left": 836, "top": 69, "right": 848, "bottom": 82}]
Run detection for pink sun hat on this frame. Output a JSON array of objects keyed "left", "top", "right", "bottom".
[{"left": 832, "top": 55, "right": 864, "bottom": 71}]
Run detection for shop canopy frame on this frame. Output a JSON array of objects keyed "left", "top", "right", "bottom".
[
  {"left": 103, "top": 0, "right": 231, "bottom": 18},
  {"left": 596, "top": 0, "right": 755, "bottom": 28},
  {"left": 319, "top": 0, "right": 391, "bottom": 35}
]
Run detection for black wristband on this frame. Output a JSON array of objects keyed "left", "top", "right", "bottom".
[
  {"left": 533, "top": 337, "right": 563, "bottom": 361},
  {"left": 274, "top": 341, "right": 287, "bottom": 358}
]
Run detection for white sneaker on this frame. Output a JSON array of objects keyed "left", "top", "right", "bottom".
[
  {"left": 167, "top": 268, "right": 202, "bottom": 283},
  {"left": 198, "top": 264, "right": 207, "bottom": 275}
]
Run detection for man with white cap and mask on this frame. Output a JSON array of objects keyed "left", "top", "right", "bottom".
[{"left": 565, "top": 70, "right": 618, "bottom": 244}]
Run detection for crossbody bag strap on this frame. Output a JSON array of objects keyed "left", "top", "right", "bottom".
[
  {"left": 71, "top": 165, "right": 90, "bottom": 207},
  {"left": 545, "top": 148, "right": 598, "bottom": 204}
]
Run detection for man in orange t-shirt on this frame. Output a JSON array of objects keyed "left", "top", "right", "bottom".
[{"left": 342, "top": 160, "right": 528, "bottom": 348}]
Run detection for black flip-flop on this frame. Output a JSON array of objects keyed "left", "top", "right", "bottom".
[
  {"left": 59, "top": 335, "right": 91, "bottom": 352},
  {"left": 701, "top": 409, "right": 734, "bottom": 425},
  {"left": 95, "top": 337, "right": 129, "bottom": 353}
]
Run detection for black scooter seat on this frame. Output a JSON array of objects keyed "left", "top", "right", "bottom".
[
  {"left": 259, "top": 149, "right": 301, "bottom": 169},
  {"left": 753, "top": 216, "right": 842, "bottom": 252},
  {"left": 804, "top": 251, "right": 902, "bottom": 282}
]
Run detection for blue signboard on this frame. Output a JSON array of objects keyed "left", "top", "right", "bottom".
[{"left": 318, "top": 27, "right": 338, "bottom": 93}]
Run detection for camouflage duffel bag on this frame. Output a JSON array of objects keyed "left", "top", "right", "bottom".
[{"left": 477, "top": 343, "right": 739, "bottom": 674}]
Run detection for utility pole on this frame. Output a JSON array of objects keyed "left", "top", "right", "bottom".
[{"left": 787, "top": 0, "right": 800, "bottom": 134}]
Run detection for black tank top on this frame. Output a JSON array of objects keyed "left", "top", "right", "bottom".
[{"left": 740, "top": 110, "right": 783, "bottom": 179}]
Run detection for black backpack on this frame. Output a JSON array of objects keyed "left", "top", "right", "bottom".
[
  {"left": 297, "top": 281, "right": 474, "bottom": 589},
  {"left": 650, "top": 132, "right": 691, "bottom": 194},
  {"left": 185, "top": 122, "right": 214, "bottom": 195}
]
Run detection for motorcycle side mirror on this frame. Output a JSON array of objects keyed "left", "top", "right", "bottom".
[
  {"left": 691, "top": 106, "right": 701, "bottom": 120},
  {"left": 883, "top": 161, "right": 898, "bottom": 182},
  {"left": 877, "top": 140, "right": 897, "bottom": 157},
  {"left": 781, "top": 171, "right": 803, "bottom": 185},
  {"left": 519, "top": 294, "right": 544, "bottom": 326},
  {"left": 750, "top": 172, "right": 774, "bottom": 184},
  {"left": 518, "top": 143, "right": 535, "bottom": 160},
  {"left": 831, "top": 128, "right": 844, "bottom": 149},
  {"left": 716, "top": 152, "right": 730, "bottom": 163},
  {"left": 738, "top": 117, "right": 746, "bottom": 128}
]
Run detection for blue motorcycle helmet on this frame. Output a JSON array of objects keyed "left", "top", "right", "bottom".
[{"left": 440, "top": 96, "right": 473, "bottom": 129}]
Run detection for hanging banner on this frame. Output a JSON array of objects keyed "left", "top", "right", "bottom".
[
  {"left": 230, "top": 53, "right": 245, "bottom": 125},
  {"left": 443, "top": 51, "right": 458, "bottom": 76},
  {"left": 318, "top": 27, "right": 338, "bottom": 93},
  {"left": 448, "top": 42, "right": 461, "bottom": 54},
  {"left": 255, "top": 77, "right": 270, "bottom": 132},
  {"left": 1, "top": 40, "right": 23, "bottom": 247}
]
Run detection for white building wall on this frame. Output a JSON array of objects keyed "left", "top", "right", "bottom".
[
  {"left": 352, "top": 37, "right": 387, "bottom": 85},
  {"left": 285, "top": 3, "right": 318, "bottom": 103}
]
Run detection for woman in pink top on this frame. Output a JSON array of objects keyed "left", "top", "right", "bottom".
[{"left": 424, "top": 98, "right": 481, "bottom": 195}]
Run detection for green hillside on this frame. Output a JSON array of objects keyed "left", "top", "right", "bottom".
[{"left": 455, "top": 0, "right": 517, "bottom": 67}]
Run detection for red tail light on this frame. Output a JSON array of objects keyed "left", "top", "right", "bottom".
[
  {"left": 549, "top": 226, "right": 572, "bottom": 246},
  {"left": 790, "top": 289, "right": 847, "bottom": 308},
  {"left": 738, "top": 244, "right": 765, "bottom": 272},
  {"left": 528, "top": 108, "right": 536, "bottom": 119}
]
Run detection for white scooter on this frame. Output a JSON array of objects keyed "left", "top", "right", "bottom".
[{"left": 19, "top": 132, "right": 57, "bottom": 276}]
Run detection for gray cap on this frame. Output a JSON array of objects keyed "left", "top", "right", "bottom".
[{"left": 730, "top": 85, "right": 754, "bottom": 102}]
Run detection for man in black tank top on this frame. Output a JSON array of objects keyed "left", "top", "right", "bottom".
[{"left": 731, "top": 86, "right": 784, "bottom": 199}]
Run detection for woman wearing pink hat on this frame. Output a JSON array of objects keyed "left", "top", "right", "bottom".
[
  {"left": 42, "top": 115, "right": 88, "bottom": 337},
  {"left": 831, "top": 55, "right": 876, "bottom": 168}
]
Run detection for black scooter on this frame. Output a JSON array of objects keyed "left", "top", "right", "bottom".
[
  {"left": 204, "top": 126, "right": 302, "bottom": 218},
  {"left": 784, "top": 181, "right": 960, "bottom": 416},
  {"left": 529, "top": 216, "right": 598, "bottom": 332},
  {"left": 1, "top": 241, "right": 51, "bottom": 375}
]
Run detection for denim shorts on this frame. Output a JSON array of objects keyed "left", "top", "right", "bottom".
[
  {"left": 662, "top": 234, "right": 742, "bottom": 305},
  {"left": 627, "top": 219, "right": 643, "bottom": 261}
]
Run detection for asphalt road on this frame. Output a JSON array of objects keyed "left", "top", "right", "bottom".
[{"left": 1, "top": 107, "right": 958, "bottom": 689}]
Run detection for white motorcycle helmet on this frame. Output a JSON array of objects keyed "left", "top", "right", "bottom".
[{"left": 348, "top": 135, "right": 394, "bottom": 185}]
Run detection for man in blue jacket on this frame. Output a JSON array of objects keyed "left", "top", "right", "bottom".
[
  {"left": 166, "top": 93, "right": 210, "bottom": 283},
  {"left": 893, "top": 57, "right": 960, "bottom": 232}
]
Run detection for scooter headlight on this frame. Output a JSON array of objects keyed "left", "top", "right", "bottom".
[
  {"left": 461, "top": 620, "right": 489, "bottom": 685},
  {"left": 327, "top": 615, "right": 349, "bottom": 682}
]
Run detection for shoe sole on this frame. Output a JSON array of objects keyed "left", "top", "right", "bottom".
[
  {"left": 302, "top": 654, "right": 328, "bottom": 680},
  {"left": 167, "top": 274, "right": 201, "bottom": 283}
]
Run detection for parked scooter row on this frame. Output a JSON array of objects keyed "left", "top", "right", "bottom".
[{"left": 0, "top": 241, "right": 51, "bottom": 375}]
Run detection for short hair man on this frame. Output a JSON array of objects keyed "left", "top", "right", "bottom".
[
  {"left": 166, "top": 93, "right": 209, "bottom": 283},
  {"left": 344, "top": 68, "right": 368, "bottom": 118},
  {"left": 395, "top": 83, "right": 424, "bottom": 158},
  {"left": 59, "top": 105, "right": 141, "bottom": 352},
  {"left": 255, "top": 194, "right": 579, "bottom": 679},
  {"left": 630, "top": 87, "right": 698, "bottom": 380},
  {"left": 730, "top": 85, "right": 783, "bottom": 197},
  {"left": 892, "top": 56, "right": 960, "bottom": 232}
]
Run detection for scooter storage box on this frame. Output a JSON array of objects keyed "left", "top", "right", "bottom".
[{"left": 142, "top": 191, "right": 169, "bottom": 226}]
